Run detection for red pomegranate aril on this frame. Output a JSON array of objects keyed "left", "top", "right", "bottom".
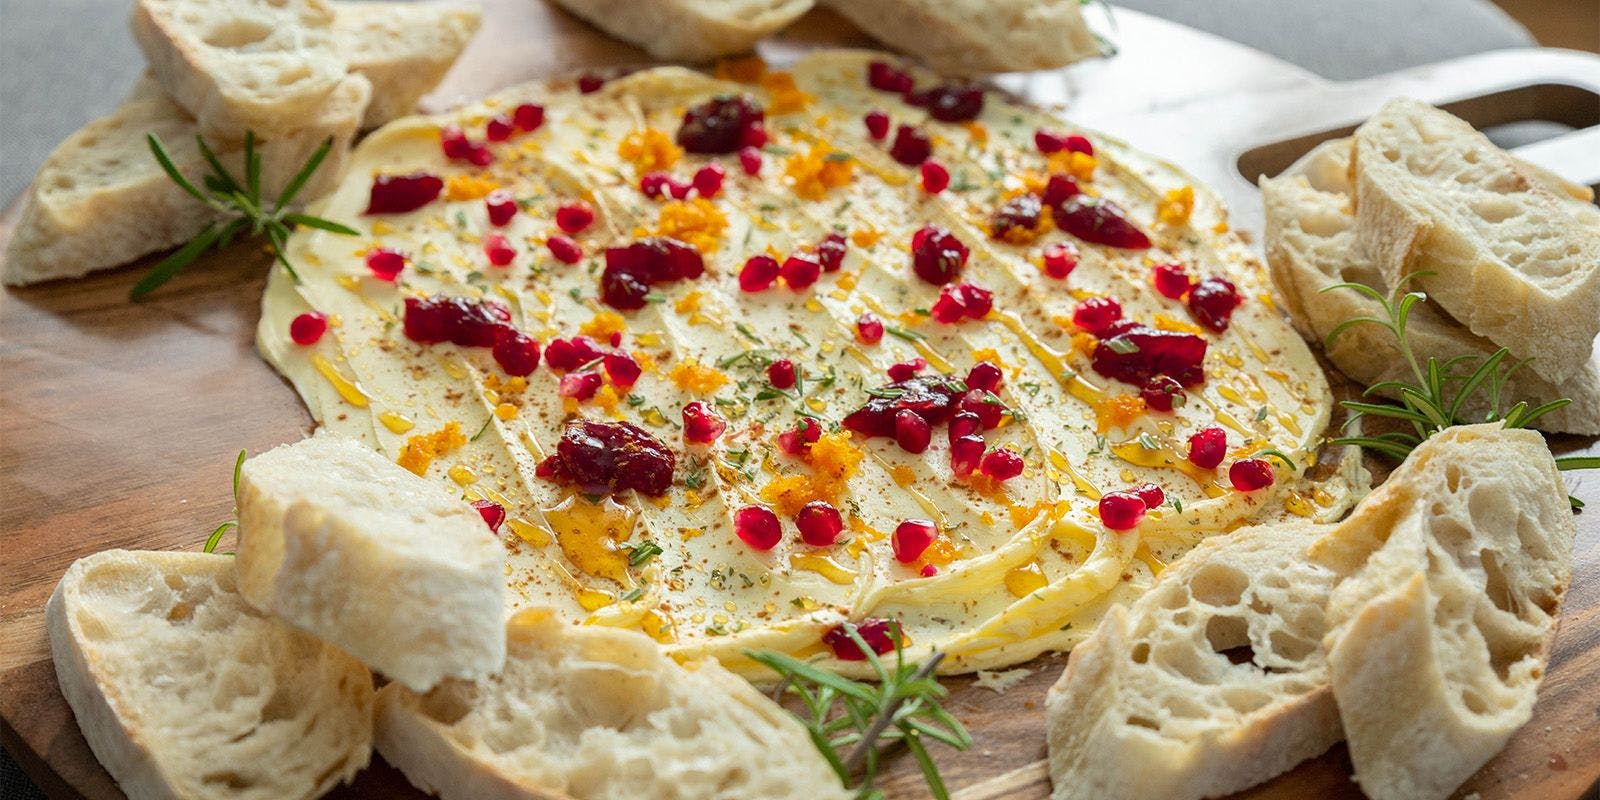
[
  {"left": 492, "top": 329, "right": 541, "bottom": 376},
  {"left": 666, "top": 177, "right": 693, "bottom": 200},
  {"left": 640, "top": 172, "right": 671, "bottom": 199},
  {"left": 960, "top": 389, "right": 1005, "bottom": 430},
  {"left": 892, "top": 519, "right": 937, "bottom": 563},
  {"left": 920, "top": 160, "right": 950, "bottom": 193},
  {"left": 1140, "top": 374, "right": 1186, "bottom": 412},
  {"left": 603, "top": 351, "right": 642, "bottom": 388},
  {"left": 483, "top": 233, "right": 515, "bottom": 266},
  {"left": 560, "top": 371, "right": 603, "bottom": 401},
  {"left": 1042, "top": 174, "right": 1082, "bottom": 208},
  {"left": 920, "top": 564, "right": 939, "bottom": 577},
  {"left": 967, "top": 361, "right": 1003, "bottom": 394},
  {"left": 864, "top": 109, "right": 891, "bottom": 139},
  {"left": 767, "top": 358, "right": 797, "bottom": 389},
  {"left": 930, "top": 287, "right": 967, "bottom": 324},
  {"left": 816, "top": 233, "right": 847, "bottom": 272},
  {"left": 365, "top": 172, "right": 444, "bottom": 214},
  {"left": 365, "top": 248, "right": 406, "bottom": 281},
  {"left": 950, "top": 435, "right": 985, "bottom": 477},
  {"left": 547, "top": 235, "right": 582, "bottom": 264},
  {"left": 677, "top": 95, "right": 766, "bottom": 155},
  {"left": 856, "top": 313, "right": 884, "bottom": 344},
  {"left": 692, "top": 163, "right": 726, "bottom": 198},
  {"left": 739, "top": 255, "right": 780, "bottom": 292},
  {"left": 738, "top": 145, "right": 763, "bottom": 176},
  {"left": 894, "top": 409, "right": 933, "bottom": 453},
  {"left": 513, "top": 103, "right": 545, "bottom": 132},
  {"left": 1188, "top": 277, "right": 1243, "bottom": 332},
  {"left": 555, "top": 202, "right": 595, "bottom": 233},
  {"left": 1034, "top": 129, "right": 1069, "bottom": 153},
  {"left": 956, "top": 283, "right": 993, "bottom": 318},
  {"left": 824, "top": 618, "right": 897, "bottom": 661},
  {"left": 780, "top": 254, "right": 821, "bottom": 290},
  {"left": 469, "top": 499, "right": 506, "bottom": 533},
  {"left": 1131, "top": 482, "right": 1165, "bottom": 509},
  {"left": 543, "top": 335, "right": 605, "bottom": 371},
  {"left": 980, "top": 449, "right": 1024, "bottom": 481},
  {"left": 467, "top": 145, "right": 494, "bottom": 167},
  {"left": 887, "top": 357, "right": 926, "bottom": 382},
  {"left": 1042, "top": 241, "right": 1079, "bottom": 279},
  {"left": 1153, "top": 262, "right": 1193, "bottom": 299},
  {"left": 1056, "top": 196, "right": 1151, "bottom": 249},
  {"left": 889, "top": 125, "right": 932, "bottom": 166},
  {"left": 289, "top": 312, "right": 327, "bottom": 345},
  {"left": 991, "top": 194, "right": 1043, "bottom": 240},
  {"left": 485, "top": 115, "right": 514, "bottom": 142},
  {"left": 577, "top": 73, "right": 604, "bottom": 93},
  {"left": 740, "top": 121, "right": 768, "bottom": 148},
  {"left": 1098, "top": 491, "right": 1147, "bottom": 530},
  {"left": 867, "top": 60, "right": 914, "bottom": 93},
  {"left": 909, "top": 224, "right": 969, "bottom": 285},
  {"left": 681, "top": 401, "right": 727, "bottom": 444},
  {"left": 948, "top": 411, "right": 982, "bottom": 441},
  {"left": 1072, "top": 296, "right": 1123, "bottom": 335},
  {"left": 908, "top": 84, "right": 984, "bottom": 121},
  {"left": 796, "top": 501, "right": 844, "bottom": 547},
  {"left": 778, "top": 418, "right": 822, "bottom": 455},
  {"left": 485, "top": 190, "right": 517, "bottom": 227},
  {"left": 1187, "top": 426, "right": 1228, "bottom": 469},
  {"left": 734, "top": 505, "right": 783, "bottom": 551},
  {"left": 440, "top": 125, "right": 473, "bottom": 159},
  {"left": 1065, "top": 135, "right": 1094, "bottom": 155},
  {"left": 537, "top": 419, "right": 675, "bottom": 496},
  {"left": 1230, "top": 458, "right": 1276, "bottom": 491}
]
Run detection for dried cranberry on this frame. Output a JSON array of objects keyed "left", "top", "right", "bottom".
[
  {"left": 856, "top": 313, "right": 884, "bottom": 344},
  {"left": 1034, "top": 130, "right": 1069, "bottom": 153},
  {"left": 599, "top": 269, "right": 649, "bottom": 310},
  {"left": 365, "top": 248, "right": 406, "bottom": 281},
  {"left": 536, "top": 419, "right": 675, "bottom": 496},
  {"left": 1056, "top": 196, "right": 1151, "bottom": 249},
  {"left": 892, "top": 519, "right": 937, "bottom": 563},
  {"left": 1187, "top": 277, "right": 1243, "bottom": 332},
  {"left": 734, "top": 505, "right": 782, "bottom": 550},
  {"left": 950, "top": 435, "right": 984, "bottom": 477},
  {"left": 905, "top": 84, "right": 984, "bottom": 121},
  {"left": 1131, "top": 483, "right": 1164, "bottom": 508},
  {"left": 513, "top": 103, "right": 545, "bottom": 132},
  {"left": 778, "top": 417, "right": 822, "bottom": 455},
  {"left": 864, "top": 109, "right": 891, "bottom": 139},
  {"left": 1071, "top": 296, "right": 1123, "bottom": 335},
  {"left": 677, "top": 94, "right": 765, "bottom": 154},
  {"left": 485, "top": 190, "right": 517, "bottom": 227},
  {"left": 1152, "top": 263, "right": 1192, "bottom": 299},
  {"left": 816, "top": 233, "right": 847, "bottom": 272},
  {"left": 547, "top": 235, "right": 582, "bottom": 264},
  {"left": 894, "top": 409, "right": 932, "bottom": 453},
  {"left": 403, "top": 295, "right": 512, "bottom": 347},
  {"left": 492, "top": 328, "right": 541, "bottom": 376},
  {"left": 980, "top": 449, "right": 1024, "bottom": 481},
  {"left": 1140, "top": 375, "right": 1186, "bottom": 412},
  {"left": 600, "top": 237, "right": 704, "bottom": 310},
  {"left": 932, "top": 282, "right": 991, "bottom": 323},
  {"left": 920, "top": 160, "right": 950, "bottom": 193},
  {"left": 948, "top": 411, "right": 982, "bottom": 442},
  {"left": 543, "top": 335, "right": 606, "bottom": 371},
  {"left": 559, "top": 371, "right": 602, "bottom": 401},
  {"left": 470, "top": 499, "right": 506, "bottom": 533},
  {"left": 767, "top": 358, "right": 796, "bottom": 389},
  {"left": 889, "top": 125, "right": 932, "bottom": 166},
  {"left": 365, "top": 172, "right": 443, "bottom": 214},
  {"left": 960, "top": 389, "right": 1005, "bottom": 430},
  {"left": 738, "top": 146, "right": 762, "bottom": 176},
  {"left": 1230, "top": 458, "right": 1276, "bottom": 491},
  {"left": 991, "top": 194, "right": 1042, "bottom": 240},
  {"left": 909, "top": 224, "right": 968, "bottom": 285},
  {"left": 966, "top": 361, "right": 1003, "bottom": 394},
  {"left": 577, "top": 73, "right": 604, "bottom": 93},
  {"left": 824, "top": 618, "right": 897, "bottom": 660},
  {"left": 888, "top": 357, "right": 926, "bottom": 382},
  {"left": 603, "top": 351, "right": 642, "bottom": 388},
  {"left": 796, "top": 501, "right": 844, "bottom": 547},
  {"left": 842, "top": 375, "right": 965, "bottom": 437},
  {"left": 1187, "top": 426, "right": 1227, "bottom": 469},
  {"left": 485, "top": 115, "right": 514, "bottom": 142},
  {"left": 440, "top": 125, "right": 473, "bottom": 160},
  {"left": 1065, "top": 135, "right": 1094, "bottom": 155},
  {"left": 556, "top": 202, "right": 595, "bottom": 234},
  {"left": 739, "top": 255, "right": 780, "bottom": 292},
  {"left": 1092, "top": 323, "right": 1208, "bottom": 388},
  {"left": 1098, "top": 491, "right": 1146, "bottom": 530},
  {"left": 692, "top": 163, "right": 726, "bottom": 198},
  {"left": 1042, "top": 242, "right": 1079, "bottom": 279},
  {"left": 682, "top": 401, "right": 727, "bottom": 443},
  {"left": 289, "top": 312, "right": 327, "bottom": 345},
  {"left": 483, "top": 233, "right": 515, "bottom": 266},
  {"left": 867, "top": 61, "right": 914, "bottom": 93},
  {"left": 781, "top": 254, "right": 821, "bottom": 290}
]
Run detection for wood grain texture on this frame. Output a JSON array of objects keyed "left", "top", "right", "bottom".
[{"left": 2, "top": 2, "right": 1597, "bottom": 799}]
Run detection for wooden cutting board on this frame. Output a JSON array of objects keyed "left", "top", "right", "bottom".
[{"left": 2, "top": 3, "right": 1597, "bottom": 799}]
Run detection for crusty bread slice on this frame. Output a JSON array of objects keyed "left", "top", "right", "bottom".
[
  {"left": 235, "top": 434, "right": 506, "bottom": 692},
  {"left": 1044, "top": 521, "right": 1342, "bottom": 800},
  {"left": 1261, "top": 138, "right": 1600, "bottom": 435},
  {"left": 131, "top": 0, "right": 347, "bottom": 139},
  {"left": 821, "top": 0, "right": 1102, "bottom": 75},
  {"left": 3, "top": 73, "right": 367, "bottom": 287},
  {"left": 47, "top": 549, "right": 374, "bottom": 800},
  {"left": 550, "top": 0, "right": 813, "bottom": 62},
  {"left": 1308, "top": 423, "right": 1574, "bottom": 800},
  {"left": 376, "top": 608, "right": 855, "bottom": 800},
  {"left": 1351, "top": 98, "right": 1600, "bottom": 383},
  {"left": 331, "top": 1, "right": 482, "bottom": 128}
]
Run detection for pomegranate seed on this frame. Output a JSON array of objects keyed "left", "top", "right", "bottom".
[
  {"left": 640, "top": 172, "right": 671, "bottom": 199},
  {"left": 559, "top": 371, "right": 603, "bottom": 401},
  {"left": 547, "top": 235, "right": 583, "bottom": 264},
  {"left": 778, "top": 418, "right": 822, "bottom": 454},
  {"left": 1152, "top": 263, "right": 1192, "bottom": 299},
  {"left": 739, "top": 255, "right": 781, "bottom": 292},
  {"left": 864, "top": 109, "right": 891, "bottom": 139},
  {"left": 920, "top": 160, "right": 950, "bottom": 193},
  {"left": 741, "top": 122, "right": 768, "bottom": 149},
  {"left": 1092, "top": 323, "right": 1208, "bottom": 388},
  {"left": 1072, "top": 296, "right": 1123, "bottom": 335},
  {"left": 738, "top": 146, "right": 763, "bottom": 176},
  {"left": 950, "top": 435, "right": 984, "bottom": 477},
  {"left": 365, "top": 172, "right": 443, "bottom": 214},
  {"left": 796, "top": 501, "right": 844, "bottom": 546},
  {"left": 536, "top": 419, "right": 675, "bottom": 496},
  {"left": 891, "top": 519, "right": 937, "bottom": 563},
  {"left": 483, "top": 233, "right": 515, "bottom": 266},
  {"left": 1034, "top": 129, "right": 1069, "bottom": 153},
  {"left": 1056, "top": 196, "right": 1151, "bottom": 249},
  {"left": 1230, "top": 458, "right": 1276, "bottom": 491},
  {"left": 1188, "top": 277, "right": 1243, "bottom": 331},
  {"left": 365, "top": 248, "right": 406, "bottom": 281},
  {"left": 403, "top": 295, "right": 511, "bottom": 346},
  {"left": 677, "top": 95, "right": 765, "bottom": 155},
  {"left": 967, "top": 360, "right": 1004, "bottom": 395},
  {"left": 780, "top": 254, "right": 822, "bottom": 290},
  {"left": 465, "top": 143, "right": 493, "bottom": 166},
  {"left": 485, "top": 115, "right": 514, "bottom": 142},
  {"left": 1098, "top": 491, "right": 1146, "bottom": 530},
  {"left": 856, "top": 313, "right": 884, "bottom": 344},
  {"left": 894, "top": 409, "right": 932, "bottom": 453},
  {"left": 1131, "top": 482, "right": 1164, "bottom": 508},
  {"left": 666, "top": 177, "right": 693, "bottom": 200},
  {"left": 889, "top": 125, "right": 932, "bottom": 165},
  {"left": 513, "top": 103, "right": 544, "bottom": 132},
  {"left": 1140, "top": 375, "right": 1185, "bottom": 412},
  {"left": 289, "top": 312, "right": 327, "bottom": 345},
  {"left": 485, "top": 190, "right": 517, "bottom": 227},
  {"left": 555, "top": 202, "right": 595, "bottom": 233},
  {"left": 816, "top": 233, "right": 847, "bottom": 272},
  {"left": 867, "top": 61, "right": 914, "bottom": 93},
  {"left": 909, "top": 224, "right": 968, "bottom": 285},
  {"left": 906, "top": 84, "right": 984, "bottom": 121},
  {"left": 991, "top": 195, "right": 1042, "bottom": 240},
  {"left": 469, "top": 499, "right": 506, "bottom": 533},
  {"left": 887, "top": 358, "right": 926, "bottom": 381},
  {"left": 543, "top": 335, "right": 605, "bottom": 371},
  {"left": 734, "top": 505, "right": 783, "bottom": 551},
  {"left": 980, "top": 449, "right": 1024, "bottom": 481},
  {"left": 767, "top": 358, "right": 797, "bottom": 389},
  {"left": 1187, "top": 426, "right": 1228, "bottom": 469},
  {"left": 1042, "top": 242, "right": 1079, "bottom": 279},
  {"left": 824, "top": 618, "right": 897, "bottom": 660},
  {"left": 920, "top": 564, "right": 939, "bottom": 577},
  {"left": 577, "top": 73, "right": 604, "bottom": 93},
  {"left": 603, "top": 351, "right": 642, "bottom": 388},
  {"left": 492, "top": 328, "right": 541, "bottom": 376},
  {"left": 956, "top": 283, "right": 993, "bottom": 318},
  {"left": 1065, "top": 135, "right": 1094, "bottom": 155},
  {"left": 1042, "top": 174, "right": 1081, "bottom": 208},
  {"left": 948, "top": 411, "right": 982, "bottom": 441},
  {"left": 692, "top": 163, "right": 726, "bottom": 197},
  {"left": 960, "top": 389, "right": 1005, "bottom": 429},
  {"left": 440, "top": 125, "right": 473, "bottom": 160},
  {"left": 681, "top": 401, "right": 727, "bottom": 443}
]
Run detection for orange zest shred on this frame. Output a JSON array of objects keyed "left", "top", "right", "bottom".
[
  {"left": 617, "top": 128, "right": 682, "bottom": 173},
  {"left": 1094, "top": 394, "right": 1148, "bottom": 433},
  {"left": 758, "top": 432, "right": 865, "bottom": 516},
  {"left": 849, "top": 227, "right": 882, "bottom": 247},
  {"left": 654, "top": 198, "right": 728, "bottom": 253},
  {"left": 784, "top": 143, "right": 854, "bottom": 200},
  {"left": 397, "top": 421, "right": 467, "bottom": 476},
  {"left": 444, "top": 174, "right": 499, "bottom": 201},
  {"left": 578, "top": 311, "right": 627, "bottom": 342},
  {"left": 714, "top": 56, "right": 767, "bottom": 83},
  {"left": 1153, "top": 314, "right": 1204, "bottom": 335},
  {"left": 759, "top": 71, "right": 814, "bottom": 114},
  {"left": 1158, "top": 185, "right": 1195, "bottom": 226},
  {"left": 1049, "top": 151, "right": 1098, "bottom": 182},
  {"left": 668, "top": 359, "right": 728, "bottom": 395},
  {"left": 962, "top": 121, "right": 989, "bottom": 144}
]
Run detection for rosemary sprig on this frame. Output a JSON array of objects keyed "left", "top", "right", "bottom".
[
  {"left": 747, "top": 622, "right": 971, "bottom": 800},
  {"left": 134, "top": 132, "right": 358, "bottom": 300},
  {"left": 203, "top": 449, "right": 247, "bottom": 553}
]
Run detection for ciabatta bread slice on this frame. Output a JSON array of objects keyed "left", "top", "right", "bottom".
[
  {"left": 1261, "top": 138, "right": 1600, "bottom": 435},
  {"left": 1351, "top": 98, "right": 1600, "bottom": 383},
  {"left": 236, "top": 434, "right": 505, "bottom": 691},
  {"left": 821, "top": 0, "right": 1102, "bottom": 75},
  {"left": 131, "top": 0, "right": 347, "bottom": 139},
  {"left": 1044, "top": 521, "right": 1342, "bottom": 800},
  {"left": 376, "top": 608, "right": 855, "bottom": 800},
  {"left": 47, "top": 549, "right": 374, "bottom": 800},
  {"left": 550, "top": 0, "right": 813, "bottom": 62},
  {"left": 331, "top": 1, "right": 482, "bottom": 128},
  {"left": 3, "top": 73, "right": 367, "bottom": 287},
  {"left": 1308, "top": 423, "right": 1574, "bottom": 800}
]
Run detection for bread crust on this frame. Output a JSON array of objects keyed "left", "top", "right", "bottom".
[
  {"left": 550, "top": 0, "right": 813, "bottom": 62},
  {"left": 330, "top": 1, "right": 483, "bottom": 128},
  {"left": 821, "top": 0, "right": 1102, "bottom": 75}
]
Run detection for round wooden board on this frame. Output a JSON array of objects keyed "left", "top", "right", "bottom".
[{"left": 2, "top": 3, "right": 1597, "bottom": 799}]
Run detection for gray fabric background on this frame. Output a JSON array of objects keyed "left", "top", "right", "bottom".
[{"left": 0, "top": 1, "right": 1532, "bottom": 797}]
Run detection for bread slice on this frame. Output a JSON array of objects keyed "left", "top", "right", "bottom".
[
  {"left": 236, "top": 434, "right": 506, "bottom": 692},
  {"left": 331, "top": 1, "right": 482, "bottom": 128},
  {"left": 550, "top": 0, "right": 812, "bottom": 62},
  {"left": 1044, "top": 521, "right": 1342, "bottom": 800},
  {"left": 821, "top": 0, "right": 1102, "bottom": 75},
  {"left": 47, "top": 549, "right": 374, "bottom": 800},
  {"left": 3, "top": 73, "right": 367, "bottom": 287},
  {"left": 376, "top": 608, "right": 854, "bottom": 800},
  {"left": 131, "top": 0, "right": 347, "bottom": 139},
  {"left": 1261, "top": 138, "right": 1600, "bottom": 435},
  {"left": 1351, "top": 98, "right": 1600, "bottom": 383},
  {"left": 1308, "top": 423, "right": 1574, "bottom": 800}
]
